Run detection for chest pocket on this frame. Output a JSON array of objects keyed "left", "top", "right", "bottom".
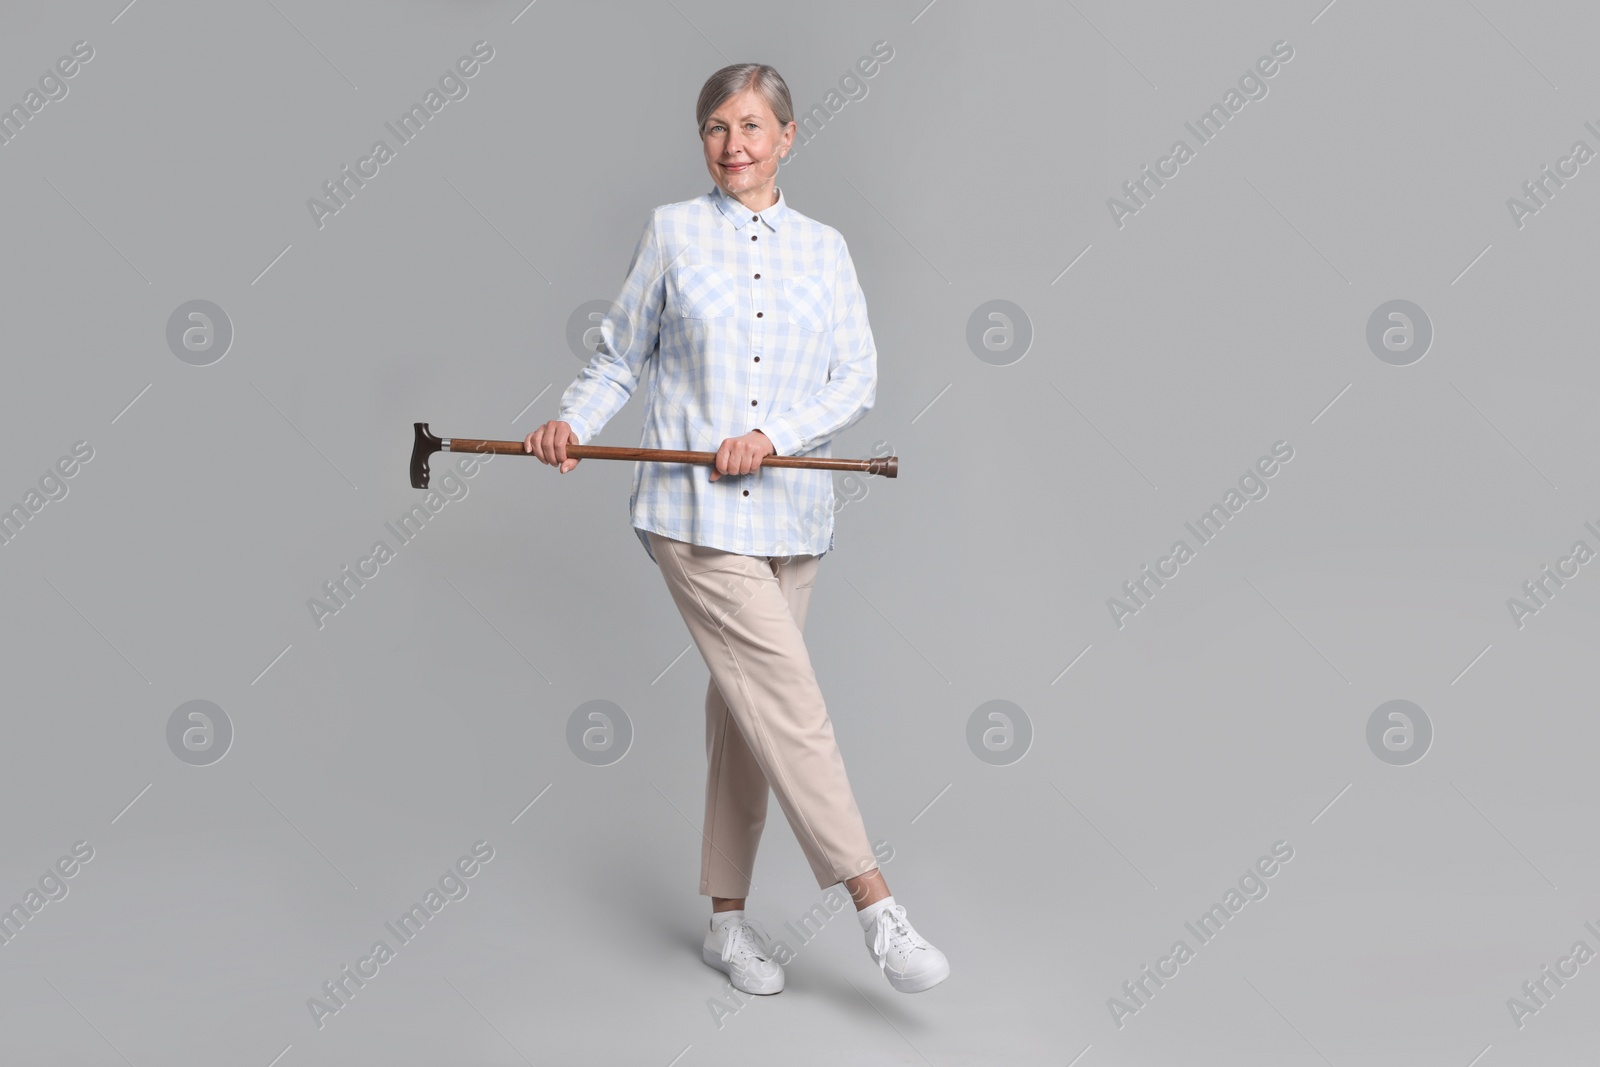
[
  {"left": 781, "top": 274, "right": 832, "bottom": 333},
  {"left": 672, "top": 263, "right": 737, "bottom": 319}
]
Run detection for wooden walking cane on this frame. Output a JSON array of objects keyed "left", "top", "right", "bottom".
[{"left": 409, "top": 423, "right": 897, "bottom": 489}]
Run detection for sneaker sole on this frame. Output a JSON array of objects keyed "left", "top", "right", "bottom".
[
  {"left": 885, "top": 958, "right": 951, "bottom": 993},
  {"left": 702, "top": 946, "right": 784, "bottom": 995}
]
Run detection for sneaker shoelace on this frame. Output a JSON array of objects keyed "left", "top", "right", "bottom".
[
  {"left": 870, "top": 904, "right": 930, "bottom": 971},
  {"left": 721, "top": 917, "right": 774, "bottom": 968}
]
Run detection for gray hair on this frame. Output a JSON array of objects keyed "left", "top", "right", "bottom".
[{"left": 695, "top": 63, "right": 794, "bottom": 135}]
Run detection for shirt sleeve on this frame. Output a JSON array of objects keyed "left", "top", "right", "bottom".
[
  {"left": 757, "top": 233, "right": 877, "bottom": 457},
  {"left": 556, "top": 209, "right": 666, "bottom": 445}
]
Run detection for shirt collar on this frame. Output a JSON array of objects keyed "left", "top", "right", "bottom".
[{"left": 711, "top": 183, "right": 787, "bottom": 231}]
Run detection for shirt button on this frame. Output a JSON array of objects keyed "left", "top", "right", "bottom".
[
  {"left": 742, "top": 490, "right": 750, "bottom": 496},
  {"left": 751, "top": 235, "right": 757, "bottom": 241},
  {"left": 753, "top": 273, "right": 760, "bottom": 279},
  {"left": 756, "top": 311, "right": 763, "bottom": 318},
  {"left": 752, "top": 214, "right": 759, "bottom": 221},
  {"left": 753, "top": 356, "right": 759, "bottom": 362}
]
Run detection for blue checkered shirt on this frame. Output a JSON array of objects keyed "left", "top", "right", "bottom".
[{"left": 557, "top": 184, "right": 878, "bottom": 564}]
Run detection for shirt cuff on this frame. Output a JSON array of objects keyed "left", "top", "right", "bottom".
[
  {"left": 557, "top": 414, "right": 589, "bottom": 445},
  {"left": 755, "top": 419, "right": 800, "bottom": 457}
]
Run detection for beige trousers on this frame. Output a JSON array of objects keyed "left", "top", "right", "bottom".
[{"left": 646, "top": 530, "right": 879, "bottom": 895}]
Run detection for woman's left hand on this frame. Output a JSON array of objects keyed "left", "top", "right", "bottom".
[{"left": 709, "top": 430, "right": 775, "bottom": 480}]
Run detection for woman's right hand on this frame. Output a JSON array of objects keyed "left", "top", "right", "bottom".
[{"left": 525, "top": 420, "right": 581, "bottom": 474}]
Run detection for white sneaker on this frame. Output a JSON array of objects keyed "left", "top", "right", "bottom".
[
  {"left": 703, "top": 915, "right": 784, "bottom": 995},
  {"left": 864, "top": 903, "right": 950, "bottom": 993}
]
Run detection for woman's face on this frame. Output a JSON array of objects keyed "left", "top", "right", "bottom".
[{"left": 701, "top": 88, "right": 794, "bottom": 208}]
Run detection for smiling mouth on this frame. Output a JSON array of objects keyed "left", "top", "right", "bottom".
[{"left": 722, "top": 162, "right": 750, "bottom": 170}]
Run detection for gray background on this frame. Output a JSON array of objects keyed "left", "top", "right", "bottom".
[{"left": 2, "top": 1, "right": 1597, "bottom": 1064}]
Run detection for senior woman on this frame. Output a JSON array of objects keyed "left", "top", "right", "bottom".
[{"left": 524, "top": 63, "right": 948, "bottom": 996}]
